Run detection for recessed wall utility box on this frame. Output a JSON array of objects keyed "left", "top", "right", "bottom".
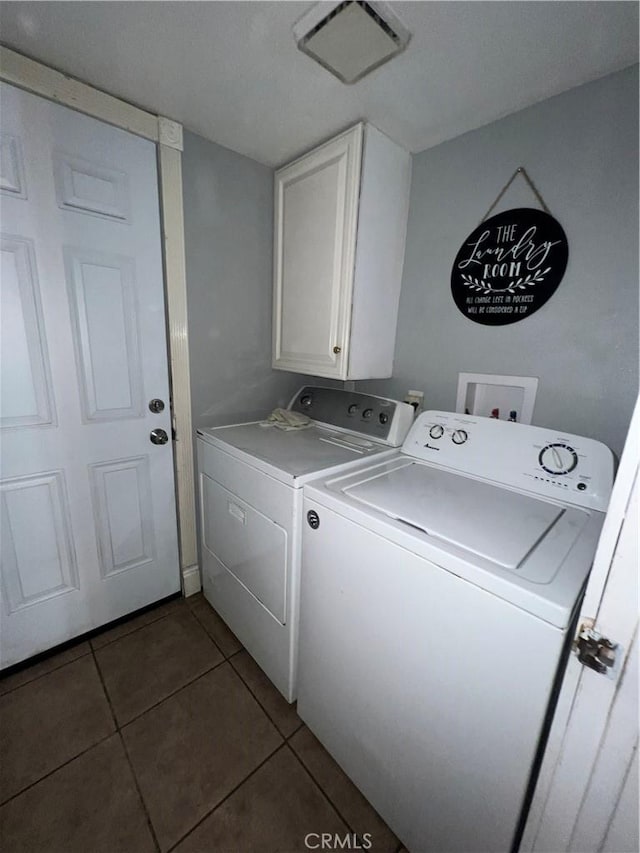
[{"left": 456, "top": 373, "right": 538, "bottom": 424}]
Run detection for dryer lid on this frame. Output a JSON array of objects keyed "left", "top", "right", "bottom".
[{"left": 343, "top": 461, "right": 568, "bottom": 571}]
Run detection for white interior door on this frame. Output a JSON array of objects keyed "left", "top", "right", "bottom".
[
  {"left": 521, "top": 398, "right": 639, "bottom": 853},
  {"left": 0, "top": 82, "right": 180, "bottom": 668}
]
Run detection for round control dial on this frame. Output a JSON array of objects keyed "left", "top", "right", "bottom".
[
  {"left": 348, "top": 404, "right": 358, "bottom": 415},
  {"left": 379, "top": 412, "right": 389, "bottom": 425},
  {"left": 300, "top": 394, "right": 313, "bottom": 408},
  {"left": 539, "top": 443, "right": 578, "bottom": 475},
  {"left": 452, "top": 429, "right": 468, "bottom": 445},
  {"left": 429, "top": 424, "right": 444, "bottom": 439},
  {"left": 363, "top": 408, "right": 373, "bottom": 420}
]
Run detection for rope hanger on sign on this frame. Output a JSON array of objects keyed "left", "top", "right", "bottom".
[{"left": 480, "top": 166, "right": 551, "bottom": 224}]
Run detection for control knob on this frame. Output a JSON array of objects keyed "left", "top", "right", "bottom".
[
  {"left": 539, "top": 443, "right": 578, "bottom": 475},
  {"left": 429, "top": 424, "right": 444, "bottom": 439},
  {"left": 452, "top": 429, "right": 468, "bottom": 445}
]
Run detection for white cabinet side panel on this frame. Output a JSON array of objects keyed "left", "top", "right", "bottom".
[{"left": 348, "top": 125, "right": 411, "bottom": 379}]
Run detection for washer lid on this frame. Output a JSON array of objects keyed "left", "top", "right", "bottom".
[{"left": 343, "top": 461, "right": 568, "bottom": 572}]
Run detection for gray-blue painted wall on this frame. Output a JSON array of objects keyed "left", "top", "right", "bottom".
[
  {"left": 183, "top": 65, "right": 638, "bottom": 458},
  {"left": 182, "top": 130, "right": 314, "bottom": 434},
  {"left": 358, "top": 66, "right": 639, "bottom": 457}
]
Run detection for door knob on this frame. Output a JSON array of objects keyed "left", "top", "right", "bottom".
[{"left": 150, "top": 428, "right": 169, "bottom": 445}]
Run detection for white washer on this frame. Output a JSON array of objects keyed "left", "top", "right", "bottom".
[
  {"left": 196, "top": 386, "right": 414, "bottom": 702},
  {"left": 297, "top": 411, "right": 614, "bottom": 853}
]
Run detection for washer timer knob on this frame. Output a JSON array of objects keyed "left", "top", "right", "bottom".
[
  {"left": 539, "top": 443, "right": 579, "bottom": 475},
  {"left": 429, "top": 424, "right": 444, "bottom": 439},
  {"left": 452, "top": 429, "right": 468, "bottom": 445}
]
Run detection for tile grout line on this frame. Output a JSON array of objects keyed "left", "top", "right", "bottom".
[
  {"left": 0, "top": 730, "right": 115, "bottom": 809},
  {"left": 118, "top": 731, "right": 162, "bottom": 853},
  {"left": 188, "top": 606, "right": 242, "bottom": 661},
  {"left": 287, "top": 739, "right": 401, "bottom": 852},
  {"left": 213, "top": 615, "right": 393, "bottom": 848},
  {"left": 114, "top": 653, "right": 230, "bottom": 729},
  {"left": 0, "top": 605, "right": 194, "bottom": 702},
  {"left": 91, "top": 599, "right": 195, "bottom": 653},
  {"left": 227, "top": 654, "right": 304, "bottom": 741},
  {"left": 284, "top": 740, "right": 359, "bottom": 841},
  {"left": 91, "top": 606, "right": 229, "bottom": 730},
  {"left": 0, "top": 647, "right": 93, "bottom": 698},
  {"left": 0, "top": 599, "right": 186, "bottom": 695},
  {"left": 164, "top": 741, "right": 288, "bottom": 853},
  {"left": 90, "top": 642, "right": 162, "bottom": 853}
]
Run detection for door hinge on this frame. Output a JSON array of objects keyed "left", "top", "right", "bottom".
[{"left": 574, "top": 622, "right": 620, "bottom": 677}]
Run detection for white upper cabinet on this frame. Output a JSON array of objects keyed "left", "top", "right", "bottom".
[{"left": 272, "top": 123, "right": 411, "bottom": 380}]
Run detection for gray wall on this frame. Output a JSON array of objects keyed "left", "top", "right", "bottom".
[
  {"left": 182, "top": 130, "right": 311, "bottom": 433},
  {"left": 359, "top": 66, "right": 639, "bottom": 457}
]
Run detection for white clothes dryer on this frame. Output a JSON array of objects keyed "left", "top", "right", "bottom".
[
  {"left": 297, "top": 411, "right": 614, "bottom": 853},
  {"left": 196, "top": 386, "right": 414, "bottom": 702}
]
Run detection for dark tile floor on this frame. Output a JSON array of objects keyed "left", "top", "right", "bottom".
[{"left": 0, "top": 594, "right": 402, "bottom": 853}]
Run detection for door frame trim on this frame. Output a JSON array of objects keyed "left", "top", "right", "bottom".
[{"left": 0, "top": 45, "right": 199, "bottom": 596}]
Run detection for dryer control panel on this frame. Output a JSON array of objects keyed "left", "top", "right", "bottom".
[
  {"left": 404, "top": 411, "right": 614, "bottom": 512},
  {"left": 289, "top": 386, "right": 415, "bottom": 447}
]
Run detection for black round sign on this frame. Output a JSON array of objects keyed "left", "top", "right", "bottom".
[{"left": 451, "top": 208, "right": 568, "bottom": 325}]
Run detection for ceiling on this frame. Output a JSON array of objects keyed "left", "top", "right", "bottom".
[{"left": 0, "top": 1, "right": 637, "bottom": 167}]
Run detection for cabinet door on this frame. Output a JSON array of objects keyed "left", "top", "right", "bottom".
[{"left": 272, "top": 125, "right": 362, "bottom": 379}]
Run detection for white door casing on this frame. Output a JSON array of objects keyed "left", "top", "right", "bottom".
[
  {"left": 0, "top": 81, "right": 180, "bottom": 667},
  {"left": 521, "top": 397, "right": 639, "bottom": 853}
]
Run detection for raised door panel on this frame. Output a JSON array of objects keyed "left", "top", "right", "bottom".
[
  {"left": 89, "top": 456, "right": 155, "bottom": 578},
  {"left": 53, "top": 152, "right": 130, "bottom": 222},
  {"left": 1, "top": 471, "right": 79, "bottom": 612},
  {"left": 273, "top": 125, "right": 362, "bottom": 379},
  {"left": 0, "top": 133, "right": 27, "bottom": 198},
  {"left": 0, "top": 236, "right": 55, "bottom": 429},
  {"left": 64, "top": 247, "right": 144, "bottom": 422}
]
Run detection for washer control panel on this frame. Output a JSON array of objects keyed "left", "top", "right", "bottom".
[
  {"left": 404, "top": 411, "right": 614, "bottom": 511},
  {"left": 290, "top": 386, "right": 415, "bottom": 447}
]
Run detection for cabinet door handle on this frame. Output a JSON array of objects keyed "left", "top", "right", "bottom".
[{"left": 333, "top": 345, "right": 342, "bottom": 354}]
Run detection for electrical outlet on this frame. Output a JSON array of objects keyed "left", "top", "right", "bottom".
[{"left": 404, "top": 390, "right": 424, "bottom": 416}]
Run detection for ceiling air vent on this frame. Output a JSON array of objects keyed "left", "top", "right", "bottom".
[{"left": 294, "top": 1, "right": 411, "bottom": 84}]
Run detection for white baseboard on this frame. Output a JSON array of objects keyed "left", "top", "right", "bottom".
[{"left": 181, "top": 564, "right": 201, "bottom": 597}]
